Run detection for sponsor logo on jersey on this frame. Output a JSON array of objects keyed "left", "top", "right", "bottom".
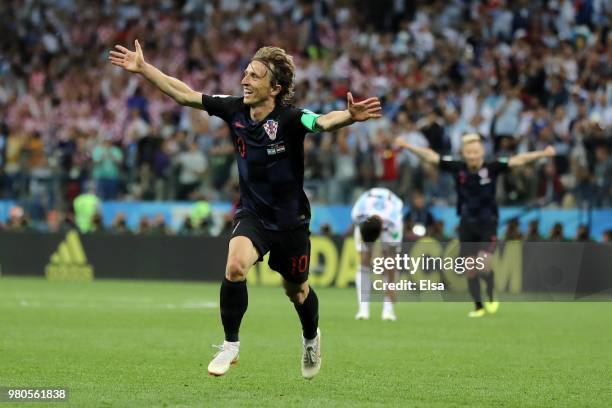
[
  {"left": 266, "top": 142, "right": 286, "bottom": 156},
  {"left": 263, "top": 119, "right": 278, "bottom": 140}
]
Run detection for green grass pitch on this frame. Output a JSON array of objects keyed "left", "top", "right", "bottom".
[{"left": 1, "top": 277, "right": 611, "bottom": 407}]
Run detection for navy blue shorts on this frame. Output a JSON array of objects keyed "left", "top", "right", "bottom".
[
  {"left": 458, "top": 220, "right": 498, "bottom": 257},
  {"left": 231, "top": 211, "right": 311, "bottom": 284}
]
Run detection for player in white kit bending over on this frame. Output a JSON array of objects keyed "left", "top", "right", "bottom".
[{"left": 351, "top": 188, "right": 404, "bottom": 321}]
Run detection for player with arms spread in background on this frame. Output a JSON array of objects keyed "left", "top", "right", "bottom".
[
  {"left": 395, "top": 134, "right": 555, "bottom": 317},
  {"left": 351, "top": 188, "right": 404, "bottom": 321},
  {"left": 109, "top": 40, "right": 382, "bottom": 378}
]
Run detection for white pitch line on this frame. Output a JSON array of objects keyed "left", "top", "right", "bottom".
[{"left": 8, "top": 299, "right": 218, "bottom": 310}]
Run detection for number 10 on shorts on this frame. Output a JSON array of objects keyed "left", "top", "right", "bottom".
[{"left": 290, "top": 255, "right": 309, "bottom": 275}]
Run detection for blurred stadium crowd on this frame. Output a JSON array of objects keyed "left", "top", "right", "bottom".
[{"left": 0, "top": 0, "right": 610, "bottom": 234}]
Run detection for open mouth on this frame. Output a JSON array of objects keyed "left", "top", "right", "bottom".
[{"left": 244, "top": 89, "right": 253, "bottom": 97}]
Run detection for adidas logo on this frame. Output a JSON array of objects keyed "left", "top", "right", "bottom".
[{"left": 45, "top": 230, "right": 94, "bottom": 281}]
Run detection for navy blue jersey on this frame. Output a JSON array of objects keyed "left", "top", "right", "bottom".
[
  {"left": 201, "top": 95, "right": 313, "bottom": 231},
  {"left": 439, "top": 156, "right": 510, "bottom": 222}
]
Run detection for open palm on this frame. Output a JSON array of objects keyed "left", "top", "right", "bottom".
[
  {"left": 347, "top": 92, "right": 382, "bottom": 122},
  {"left": 109, "top": 39, "right": 145, "bottom": 73}
]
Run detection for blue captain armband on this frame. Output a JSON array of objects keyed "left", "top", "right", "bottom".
[{"left": 300, "top": 109, "right": 322, "bottom": 133}]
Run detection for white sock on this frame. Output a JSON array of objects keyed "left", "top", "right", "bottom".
[
  {"left": 382, "top": 296, "right": 394, "bottom": 315},
  {"left": 383, "top": 272, "right": 395, "bottom": 314},
  {"left": 304, "top": 335, "right": 318, "bottom": 346},
  {"left": 223, "top": 340, "right": 240, "bottom": 349},
  {"left": 356, "top": 265, "right": 371, "bottom": 313}
]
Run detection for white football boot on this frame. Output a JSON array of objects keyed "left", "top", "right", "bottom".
[
  {"left": 301, "top": 328, "right": 321, "bottom": 379},
  {"left": 381, "top": 309, "right": 397, "bottom": 321},
  {"left": 355, "top": 307, "right": 370, "bottom": 320},
  {"left": 207, "top": 341, "right": 239, "bottom": 376}
]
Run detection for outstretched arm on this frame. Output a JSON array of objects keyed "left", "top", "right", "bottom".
[
  {"left": 315, "top": 92, "right": 382, "bottom": 132},
  {"left": 394, "top": 137, "right": 440, "bottom": 165},
  {"left": 508, "top": 146, "right": 555, "bottom": 167},
  {"left": 109, "top": 39, "right": 202, "bottom": 108}
]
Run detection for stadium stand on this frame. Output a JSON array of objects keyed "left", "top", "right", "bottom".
[{"left": 0, "top": 0, "right": 610, "bottom": 236}]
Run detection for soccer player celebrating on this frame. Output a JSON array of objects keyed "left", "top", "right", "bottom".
[
  {"left": 351, "top": 188, "right": 404, "bottom": 321},
  {"left": 109, "top": 40, "right": 382, "bottom": 377},
  {"left": 395, "top": 134, "right": 555, "bottom": 317}
]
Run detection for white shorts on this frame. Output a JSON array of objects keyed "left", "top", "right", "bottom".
[{"left": 354, "top": 223, "right": 403, "bottom": 252}]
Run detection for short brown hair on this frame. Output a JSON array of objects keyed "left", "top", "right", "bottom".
[{"left": 252, "top": 46, "right": 295, "bottom": 106}]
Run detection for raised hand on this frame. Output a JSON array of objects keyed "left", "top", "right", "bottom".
[
  {"left": 109, "top": 39, "right": 146, "bottom": 73},
  {"left": 347, "top": 92, "right": 382, "bottom": 122}
]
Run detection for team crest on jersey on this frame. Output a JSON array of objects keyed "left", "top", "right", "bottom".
[
  {"left": 478, "top": 167, "right": 491, "bottom": 185},
  {"left": 263, "top": 119, "right": 278, "bottom": 140}
]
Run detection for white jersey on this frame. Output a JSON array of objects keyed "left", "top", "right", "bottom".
[{"left": 351, "top": 188, "right": 404, "bottom": 246}]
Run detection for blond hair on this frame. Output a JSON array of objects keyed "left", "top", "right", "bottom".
[
  {"left": 461, "top": 133, "right": 482, "bottom": 146},
  {"left": 252, "top": 46, "right": 295, "bottom": 106}
]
